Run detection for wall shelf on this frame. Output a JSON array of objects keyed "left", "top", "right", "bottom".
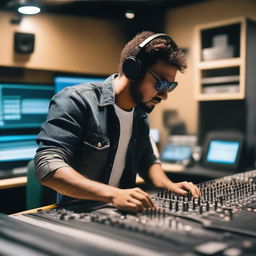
[
  {"left": 194, "top": 17, "right": 253, "bottom": 101},
  {"left": 197, "top": 58, "right": 242, "bottom": 70},
  {"left": 195, "top": 17, "right": 256, "bottom": 168}
]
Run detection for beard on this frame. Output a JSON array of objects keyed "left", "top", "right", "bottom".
[{"left": 130, "top": 80, "right": 155, "bottom": 113}]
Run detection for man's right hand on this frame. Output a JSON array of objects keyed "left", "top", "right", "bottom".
[
  {"left": 39, "top": 167, "right": 155, "bottom": 212},
  {"left": 111, "top": 187, "right": 155, "bottom": 212}
]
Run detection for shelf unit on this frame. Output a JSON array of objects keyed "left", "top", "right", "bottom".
[
  {"left": 194, "top": 17, "right": 256, "bottom": 169},
  {"left": 194, "top": 17, "right": 253, "bottom": 101}
]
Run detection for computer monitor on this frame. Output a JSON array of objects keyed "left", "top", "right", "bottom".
[
  {"left": 0, "top": 83, "right": 54, "bottom": 177},
  {"left": 160, "top": 135, "right": 196, "bottom": 164},
  {"left": 0, "top": 134, "right": 38, "bottom": 177},
  {"left": 54, "top": 76, "right": 105, "bottom": 93},
  {"left": 0, "top": 83, "right": 54, "bottom": 129},
  {"left": 160, "top": 144, "right": 192, "bottom": 163},
  {"left": 202, "top": 131, "right": 244, "bottom": 170},
  {"left": 206, "top": 141, "right": 240, "bottom": 164},
  {"left": 0, "top": 134, "right": 37, "bottom": 163}
]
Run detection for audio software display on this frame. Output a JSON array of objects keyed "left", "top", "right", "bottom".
[
  {"left": 54, "top": 76, "right": 105, "bottom": 93},
  {"left": 0, "top": 83, "right": 54, "bottom": 129},
  {"left": 0, "top": 83, "right": 54, "bottom": 177}
]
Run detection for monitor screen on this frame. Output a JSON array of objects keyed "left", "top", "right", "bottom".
[
  {"left": 0, "top": 134, "right": 38, "bottom": 177},
  {"left": 206, "top": 140, "right": 240, "bottom": 165},
  {"left": 160, "top": 144, "right": 192, "bottom": 163},
  {"left": 54, "top": 76, "right": 105, "bottom": 93},
  {"left": 0, "top": 83, "right": 54, "bottom": 129},
  {"left": 0, "top": 134, "right": 37, "bottom": 162},
  {"left": 149, "top": 128, "right": 160, "bottom": 143}
]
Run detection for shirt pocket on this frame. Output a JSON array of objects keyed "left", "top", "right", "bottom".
[
  {"left": 82, "top": 137, "right": 110, "bottom": 151},
  {"left": 81, "top": 134, "right": 110, "bottom": 161},
  {"left": 73, "top": 135, "right": 110, "bottom": 181}
]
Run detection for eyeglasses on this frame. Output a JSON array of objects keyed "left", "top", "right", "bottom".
[{"left": 148, "top": 70, "right": 178, "bottom": 93}]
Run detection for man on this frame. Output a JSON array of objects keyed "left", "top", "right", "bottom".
[{"left": 35, "top": 31, "right": 200, "bottom": 212}]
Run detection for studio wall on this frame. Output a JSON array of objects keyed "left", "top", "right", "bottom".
[{"left": 0, "top": 11, "right": 125, "bottom": 75}]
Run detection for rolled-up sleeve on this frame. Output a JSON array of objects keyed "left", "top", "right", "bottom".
[
  {"left": 34, "top": 148, "right": 71, "bottom": 180},
  {"left": 35, "top": 88, "right": 88, "bottom": 180}
]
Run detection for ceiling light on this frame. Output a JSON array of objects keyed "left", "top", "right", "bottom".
[
  {"left": 18, "top": 5, "right": 41, "bottom": 15},
  {"left": 125, "top": 10, "right": 135, "bottom": 20}
]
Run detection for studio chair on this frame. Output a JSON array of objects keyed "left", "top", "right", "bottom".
[{"left": 26, "top": 160, "right": 56, "bottom": 210}]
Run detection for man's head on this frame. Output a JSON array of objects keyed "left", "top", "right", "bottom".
[
  {"left": 118, "top": 31, "right": 187, "bottom": 113},
  {"left": 119, "top": 31, "right": 187, "bottom": 79}
]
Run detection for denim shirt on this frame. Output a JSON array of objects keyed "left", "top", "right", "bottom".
[{"left": 35, "top": 74, "right": 159, "bottom": 202}]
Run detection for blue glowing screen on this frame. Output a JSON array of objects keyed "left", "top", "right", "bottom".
[
  {"left": 54, "top": 76, "right": 105, "bottom": 93},
  {"left": 206, "top": 140, "right": 240, "bottom": 165},
  {"left": 0, "top": 84, "right": 54, "bottom": 129},
  {"left": 0, "top": 134, "right": 37, "bottom": 162},
  {"left": 161, "top": 144, "right": 192, "bottom": 162}
]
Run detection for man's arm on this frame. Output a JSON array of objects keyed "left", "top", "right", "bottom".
[
  {"left": 138, "top": 137, "right": 200, "bottom": 198},
  {"left": 41, "top": 166, "right": 155, "bottom": 211},
  {"left": 147, "top": 163, "right": 201, "bottom": 198}
]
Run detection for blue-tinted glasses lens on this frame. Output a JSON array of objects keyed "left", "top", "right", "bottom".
[
  {"left": 156, "top": 80, "right": 178, "bottom": 92},
  {"left": 149, "top": 70, "right": 178, "bottom": 93}
]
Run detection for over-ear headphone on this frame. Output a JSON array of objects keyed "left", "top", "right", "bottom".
[{"left": 122, "top": 33, "right": 171, "bottom": 80}]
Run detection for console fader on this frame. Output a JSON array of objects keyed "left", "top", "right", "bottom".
[{"left": 12, "top": 170, "right": 256, "bottom": 255}]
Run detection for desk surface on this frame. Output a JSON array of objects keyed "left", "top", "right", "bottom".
[
  {"left": 163, "top": 162, "right": 235, "bottom": 180},
  {"left": 12, "top": 203, "right": 58, "bottom": 216},
  {"left": 0, "top": 176, "right": 27, "bottom": 189}
]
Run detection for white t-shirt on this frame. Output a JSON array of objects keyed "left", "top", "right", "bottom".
[{"left": 108, "top": 104, "right": 134, "bottom": 187}]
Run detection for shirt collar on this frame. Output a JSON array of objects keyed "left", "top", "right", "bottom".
[
  {"left": 98, "top": 74, "right": 147, "bottom": 119},
  {"left": 98, "top": 74, "right": 116, "bottom": 107}
]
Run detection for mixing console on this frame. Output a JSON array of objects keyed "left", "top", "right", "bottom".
[{"left": 9, "top": 170, "right": 256, "bottom": 255}]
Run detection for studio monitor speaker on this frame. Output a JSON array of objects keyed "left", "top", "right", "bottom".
[{"left": 14, "top": 32, "right": 35, "bottom": 53}]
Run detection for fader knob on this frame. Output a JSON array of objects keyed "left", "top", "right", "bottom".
[
  {"left": 206, "top": 201, "right": 210, "bottom": 211},
  {"left": 169, "top": 200, "right": 173, "bottom": 210},
  {"left": 175, "top": 201, "right": 179, "bottom": 211}
]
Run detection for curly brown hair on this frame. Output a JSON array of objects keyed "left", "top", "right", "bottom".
[{"left": 118, "top": 31, "right": 187, "bottom": 75}]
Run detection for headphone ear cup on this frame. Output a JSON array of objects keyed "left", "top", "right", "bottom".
[{"left": 122, "top": 56, "right": 142, "bottom": 80}]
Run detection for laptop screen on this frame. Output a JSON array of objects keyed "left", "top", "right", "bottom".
[
  {"left": 161, "top": 144, "right": 192, "bottom": 163},
  {"left": 206, "top": 140, "right": 240, "bottom": 165}
]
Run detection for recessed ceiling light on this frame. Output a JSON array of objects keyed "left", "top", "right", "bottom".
[
  {"left": 18, "top": 6, "right": 41, "bottom": 15},
  {"left": 125, "top": 10, "right": 135, "bottom": 19}
]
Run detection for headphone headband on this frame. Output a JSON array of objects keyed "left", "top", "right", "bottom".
[
  {"left": 122, "top": 33, "right": 171, "bottom": 80},
  {"left": 138, "top": 33, "right": 169, "bottom": 48}
]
